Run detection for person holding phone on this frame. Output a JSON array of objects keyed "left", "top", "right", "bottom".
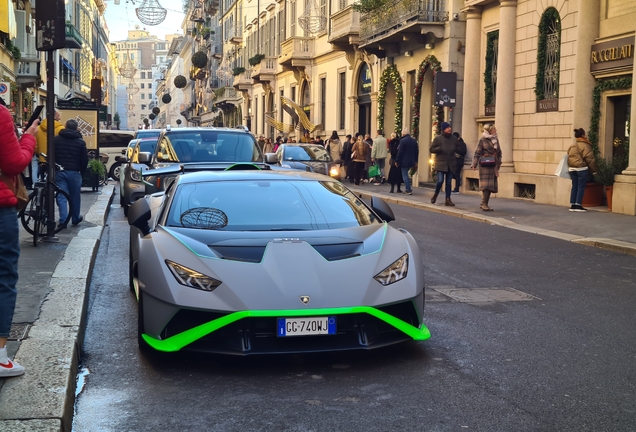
[{"left": 35, "top": 109, "right": 64, "bottom": 180}]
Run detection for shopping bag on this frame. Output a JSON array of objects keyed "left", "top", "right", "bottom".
[
  {"left": 368, "top": 164, "right": 380, "bottom": 178},
  {"left": 555, "top": 153, "right": 570, "bottom": 178}
]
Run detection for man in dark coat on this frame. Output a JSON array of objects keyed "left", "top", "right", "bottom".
[
  {"left": 452, "top": 131, "right": 467, "bottom": 193},
  {"left": 429, "top": 122, "right": 461, "bottom": 206},
  {"left": 54, "top": 119, "right": 87, "bottom": 228},
  {"left": 395, "top": 127, "right": 419, "bottom": 195}
]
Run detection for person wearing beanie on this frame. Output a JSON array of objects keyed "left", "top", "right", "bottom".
[
  {"left": 430, "top": 122, "right": 461, "bottom": 206},
  {"left": 567, "top": 128, "right": 597, "bottom": 212},
  {"left": 395, "top": 127, "right": 419, "bottom": 195}
]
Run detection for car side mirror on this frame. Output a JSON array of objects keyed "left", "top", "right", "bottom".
[
  {"left": 128, "top": 198, "right": 152, "bottom": 235},
  {"left": 265, "top": 153, "right": 279, "bottom": 164},
  {"left": 115, "top": 156, "right": 127, "bottom": 163},
  {"left": 138, "top": 152, "right": 152, "bottom": 164},
  {"left": 370, "top": 196, "right": 395, "bottom": 222},
  {"left": 121, "top": 149, "right": 126, "bottom": 155}
]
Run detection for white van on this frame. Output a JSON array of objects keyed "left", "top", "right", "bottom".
[{"left": 99, "top": 130, "right": 135, "bottom": 181}]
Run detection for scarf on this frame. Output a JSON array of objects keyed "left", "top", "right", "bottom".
[{"left": 482, "top": 131, "right": 499, "bottom": 149}]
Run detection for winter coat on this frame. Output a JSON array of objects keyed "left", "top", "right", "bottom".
[
  {"left": 371, "top": 136, "right": 388, "bottom": 159},
  {"left": 342, "top": 140, "right": 353, "bottom": 165},
  {"left": 352, "top": 140, "right": 368, "bottom": 163},
  {"left": 263, "top": 141, "right": 274, "bottom": 154},
  {"left": 35, "top": 118, "right": 64, "bottom": 163},
  {"left": 429, "top": 133, "right": 459, "bottom": 173},
  {"left": 54, "top": 129, "right": 88, "bottom": 174},
  {"left": 567, "top": 138, "right": 597, "bottom": 173},
  {"left": 327, "top": 138, "right": 343, "bottom": 162},
  {"left": 0, "top": 105, "right": 36, "bottom": 208},
  {"left": 471, "top": 136, "right": 503, "bottom": 193},
  {"left": 396, "top": 134, "right": 419, "bottom": 168}
]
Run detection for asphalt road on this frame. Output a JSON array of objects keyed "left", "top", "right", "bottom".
[{"left": 72, "top": 202, "right": 636, "bottom": 432}]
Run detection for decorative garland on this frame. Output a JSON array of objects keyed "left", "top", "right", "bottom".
[
  {"left": 411, "top": 54, "right": 442, "bottom": 138},
  {"left": 535, "top": 7, "right": 560, "bottom": 100},
  {"left": 192, "top": 51, "right": 209, "bottom": 68},
  {"left": 588, "top": 75, "right": 632, "bottom": 156},
  {"left": 377, "top": 64, "right": 403, "bottom": 134},
  {"left": 484, "top": 30, "right": 499, "bottom": 106},
  {"left": 174, "top": 75, "right": 187, "bottom": 89}
]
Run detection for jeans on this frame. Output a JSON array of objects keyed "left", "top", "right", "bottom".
[
  {"left": 453, "top": 159, "right": 463, "bottom": 191},
  {"left": 374, "top": 158, "right": 386, "bottom": 180},
  {"left": 353, "top": 161, "right": 366, "bottom": 185},
  {"left": 0, "top": 207, "right": 20, "bottom": 338},
  {"left": 56, "top": 170, "right": 82, "bottom": 225},
  {"left": 435, "top": 169, "right": 454, "bottom": 199},
  {"left": 401, "top": 167, "right": 413, "bottom": 192},
  {"left": 569, "top": 170, "right": 588, "bottom": 206}
]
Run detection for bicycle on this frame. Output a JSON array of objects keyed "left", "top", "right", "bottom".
[{"left": 19, "top": 154, "right": 73, "bottom": 246}]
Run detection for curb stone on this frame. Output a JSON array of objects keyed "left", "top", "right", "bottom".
[
  {"left": 0, "top": 185, "right": 115, "bottom": 432},
  {"left": 355, "top": 190, "right": 636, "bottom": 257}
]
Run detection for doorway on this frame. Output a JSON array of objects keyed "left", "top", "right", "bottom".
[
  {"left": 611, "top": 95, "right": 630, "bottom": 160},
  {"left": 358, "top": 100, "right": 371, "bottom": 136}
]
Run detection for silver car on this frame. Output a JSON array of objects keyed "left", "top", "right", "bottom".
[
  {"left": 119, "top": 137, "right": 159, "bottom": 216},
  {"left": 128, "top": 169, "right": 429, "bottom": 355}
]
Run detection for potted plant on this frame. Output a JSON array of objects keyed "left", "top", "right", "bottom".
[
  {"left": 249, "top": 54, "right": 265, "bottom": 66},
  {"left": 594, "top": 155, "right": 628, "bottom": 211},
  {"left": 232, "top": 66, "right": 246, "bottom": 76},
  {"left": 113, "top": 112, "right": 120, "bottom": 129}
]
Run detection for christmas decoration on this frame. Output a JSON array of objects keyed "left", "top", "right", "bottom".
[
  {"left": 149, "top": 113, "right": 156, "bottom": 120},
  {"left": 377, "top": 64, "right": 403, "bottom": 134},
  {"left": 162, "top": 94, "right": 172, "bottom": 104},
  {"left": 136, "top": 0, "right": 168, "bottom": 26},
  {"left": 298, "top": 0, "right": 327, "bottom": 35},
  {"left": 174, "top": 75, "right": 187, "bottom": 88},
  {"left": 152, "top": 107, "right": 160, "bottom": 115},
  {"left": 411, "top": 55, "right": 442, "bottom": 138},
  {"left": 192, "top": 51, "right": 209, "bottom": 68}
]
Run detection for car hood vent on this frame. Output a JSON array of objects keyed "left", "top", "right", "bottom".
[
  {"left": 207, "top": 241, "right": 364, "bottom": 263},
  {"left": 208, "top": 245, "right": 266, "bottom": 263}
]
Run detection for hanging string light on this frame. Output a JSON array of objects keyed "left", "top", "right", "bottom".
[
  {"left": 126, "top": 79, "right": 140, "bottom": 95},
  {"left": 119, "top": 51, "right": 137, "bottom": 79},
  {"left": 136, "top": 0, "right": 168, "bottom": 26},
  {"left": 298, "top": 0, "right": 327, "bottom": 35},
  {"left": 216, "top": 53, "right": 233, "bottom": 81}
]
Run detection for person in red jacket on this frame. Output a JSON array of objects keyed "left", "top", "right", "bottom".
[{"left": 0, "top": 103, "right": 38, "bottom": 377}]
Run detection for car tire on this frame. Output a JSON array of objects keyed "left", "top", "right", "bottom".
[
  {"left": 109, "top": 162, "right": 122, "bottom": 182},
  {"left": 129, "top": 243, "right": 135, "bottom": 292},
  {"left": 137, "top": 289, "right": 148, "bottom": 350},
  {"left": 123, "top": 202, "right": 129, "bottom": 217}
]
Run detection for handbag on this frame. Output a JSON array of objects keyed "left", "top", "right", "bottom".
[
  {"left": 0, "top": 170, "right": 29, "bottom": 211},
  {"left": 554, "top": 153, "right": 570, "bottom": 178},
  {"left": 479, "top": 155, "right": 497, "bottom": 167},
  {"left": 368, "top": 164, "right": 380, "bottom": 178}
]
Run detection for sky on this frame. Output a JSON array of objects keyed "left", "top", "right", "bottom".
[{"left": 103, "top": 0, "right": 186, "bottom": 42}]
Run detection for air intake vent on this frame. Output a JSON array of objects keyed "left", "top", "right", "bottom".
[{"left": 208, "top": 245, "right": 266, "bottom": 263}]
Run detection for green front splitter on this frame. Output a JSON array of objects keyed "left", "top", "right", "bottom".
[{"left": 142, "top": 306, "right": 431, "bottom": 352}]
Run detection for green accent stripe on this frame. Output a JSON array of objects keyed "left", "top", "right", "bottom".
[{"left": 142, "top": 306, "right": 431, "bottom": 352}]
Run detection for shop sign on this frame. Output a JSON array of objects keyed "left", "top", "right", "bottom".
[
  {"left": 590, "top": 36, "right": 634, "bottom": 73},
  {"left": 485, "top": 104, "right": 495, "bottom": 116},
  {"left": 536, "top": 98, "right": 559, "bottom": 113}
]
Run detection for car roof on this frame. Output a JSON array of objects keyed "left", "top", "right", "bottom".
[
  {"left": 175, "top": 169, "right": 332, "bottom": 185},
  {"left": 164, "top": 127, "right": 251, "bottom": 133}
]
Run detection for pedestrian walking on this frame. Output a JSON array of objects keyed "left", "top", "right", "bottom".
[
  {"left": 567, "top": 128, "right": 597, "bottom": 212},
  {"left": 342, "top": 134, "right": 354, "bottom": 183},
  {"left": 326, "top": 131, "right": 343, "bottom": 162},
  {"left": 263, "top": 137, "right": 274, "bottom": 154},
  {"left": 352, "top": 135, "right": 368, "bottom": 186},
  {"left": 430, "top": 122, "right": 460, "bottom": 206},
  {"left": 452, "top": 131, "right": 467, "bottom": 193},
  {"left": 54, "top": 119, "right": 88, "bottom": 228},
  {"left": 35, "top": 109, "right": 64, "bottom": 180},
  {"left": 371, "top": 129, "right": 388, "bottom": 185},
  {"left": 0, "top": 103, "right": 38, "bottom": 377},
  {"left": 387, "top": 132, "right": 403, "bottom": 193},
  {"left": 470, "top": 123, "right": 503, "bottom": 211},
  {"left": 395, "top": 127, "right": 418, "bottom": 195}
]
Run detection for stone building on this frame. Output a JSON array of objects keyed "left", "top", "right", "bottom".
[{"left": 461, "top": 0, "right": 636, "bottom": 215}]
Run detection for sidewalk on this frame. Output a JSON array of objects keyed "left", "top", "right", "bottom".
[
  {"left": 0, "top": 185, "right": 114, "bottom": 432},
  {"left": 0, "top": 179, "right": 634, "bottom": 432}
]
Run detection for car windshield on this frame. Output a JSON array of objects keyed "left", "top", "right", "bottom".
[
  {"left": 139, "top": 139, "right": 157, "bottom": 153},
  {"left": 167, "top": 179, "right": 381, "bottom": 231},
  {"left": 136, "top": 130, "right": 161, "bottom": 139},
  {"left": 156, "top": 131, "right": 261, "bottom": 163},
  {"left": 283, "top": 145, "right": 332, "bottom": 162}
]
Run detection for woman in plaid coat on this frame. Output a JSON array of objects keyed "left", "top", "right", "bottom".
[{"left": 470, "top": 123, "right": 502, "bottom": 211}]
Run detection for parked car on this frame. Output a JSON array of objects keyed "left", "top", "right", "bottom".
[
  {"left": 128, "top": 169, "right": 429, "bottom": 355},
  {"left": 266, "top": 144, "right": 342, "bottom": 180},
  {"left": 119, "top": 137, "right": 159, "bottom": 216},
  {"left": 99, "top": 130, "right": 135, "bottom": 181},
  {"left": 134, "top": 128, "right": 162, "bottom": 140},
  {"left": 138, "top": 126, "right": 266, "bottom": 194}
]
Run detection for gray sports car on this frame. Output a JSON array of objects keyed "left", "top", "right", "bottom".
[{"left": 128, "top": 169, "right": 429, "bottom": 355}]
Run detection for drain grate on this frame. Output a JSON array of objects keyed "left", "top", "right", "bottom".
[
  {"left": 8, "top": 323, "right": 31, "bottom": 341},
  {"left": 432, "top": 287, "right": 540, "bottom": 303}
]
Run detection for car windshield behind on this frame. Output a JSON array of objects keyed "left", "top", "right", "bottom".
[
  {"left": 136, "top": 130, "right": 161, "bottom": 139},
  {"left": 156, "top": 131, "right": 261, "bottom": 163},
  {"left": 284, "top": 145, "right": 332, "bottom": 162},
  {"left": 139, "top": 139, "right": 157, "bottom": 153},
  {"left": 167, "top": 179, "right": 380, "bottom": 231}
]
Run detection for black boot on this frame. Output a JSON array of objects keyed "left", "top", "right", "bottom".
[{"left": 431, "top": 192, "right": 438, "bottom": 204}]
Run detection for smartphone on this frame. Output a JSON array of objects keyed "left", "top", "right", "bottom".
[{"left": 25, "top": 105, "right": 44, "bottom": 130}]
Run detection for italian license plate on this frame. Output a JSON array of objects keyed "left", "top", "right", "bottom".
[{"left": 277, "top": 316, "right": 337, "bottom": 337}]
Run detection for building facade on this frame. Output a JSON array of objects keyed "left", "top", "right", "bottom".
[{"left": 461, "top": 0, "right": 636, "bottom": 215}]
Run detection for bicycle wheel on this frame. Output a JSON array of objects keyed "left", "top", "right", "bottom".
[{"left": 20, "top": 191, "right": 38, "bottom": 235}]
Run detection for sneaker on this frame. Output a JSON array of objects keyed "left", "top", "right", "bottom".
[
  {"left": 403, "top": 190, "right": 413, "bottom": 195},
  {"left": 569, "top": 205, "right": 576, "bottom": 212},
  {"left": 451, "top": 190, "right": 459, "bottom": 194},
  {"left": 574, "top": 205, "right": 587, "bottom": 213},
  {"left": 72, "top": 215, "right": 84, "bottom": 226},
  {"left": 57, "top": 223, "right": 68, "bottom": 230},
  {"left": 374, "top": 182, "right": 381, "bottom": 186},
  {"left": 0, "top": 358, "right": 25, "bottom": 377}
]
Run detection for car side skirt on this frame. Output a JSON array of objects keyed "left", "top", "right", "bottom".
[{"left": 142, "top": 307, "right": 431, "bottom": 352}]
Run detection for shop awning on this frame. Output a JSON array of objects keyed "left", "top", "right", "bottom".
[{"left": 60, "top": 56, "right": 78, "bottom": 76}]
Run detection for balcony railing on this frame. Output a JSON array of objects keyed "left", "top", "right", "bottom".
[
  {"left": 328, "top": 5, "right": 360, "bottom": 46},
  {"left": 227, "top": 24, "right": 243, "bottom": 45},
  {"left": 233, "top": 68, "right": 253, "bottom": 90},
  {"left": 279, "top": 37, "right": 314, "bottom": 66},
  {"left": 215, "top": 86, "right": 239, "bottom": 104},
  {"left": 65, "top": 23, "right": 84, "bottom": 49},
  {"left": 252, "top": 57, "right": 277, "bottom": 82},
  {"left": 359, "top": 0, "right": 448, "bottom": 45},
  {"left": 17, "top": 59, "right": 41, "bottom": 86}
]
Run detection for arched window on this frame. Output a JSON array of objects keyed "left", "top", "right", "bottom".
[{"left": 536, "top": 7, "right": 561, "bottom": 111}]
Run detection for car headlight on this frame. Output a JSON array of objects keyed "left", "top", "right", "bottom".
[
  {"left": 373, "top": 254, "right": 409, "bottom": 286},
  {"left": 165, "top": 260, "right": 222, "bottom": 292},
  {"left": 329, "top": 165, "right": 340, "bottom": 177},
  {"left": 130, "top": 169, "right": 142, "bottom": 182}
]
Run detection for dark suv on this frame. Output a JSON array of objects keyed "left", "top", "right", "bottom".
[{"left": 137, "top": 126, "right": 265, "bottom": 193}]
